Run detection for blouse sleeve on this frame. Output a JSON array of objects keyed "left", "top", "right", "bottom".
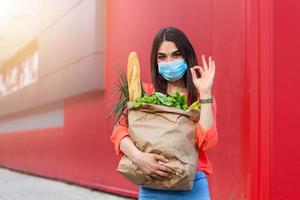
[
  {"left": 110, "top": 109, "right": 129, "bottom": 156},
  {"left": 195, "top": 96, "right": 218, "bottom": 151}
]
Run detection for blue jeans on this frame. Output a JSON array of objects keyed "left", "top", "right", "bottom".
[{"left": 138, "top": 171, "right": 211, "bottom": 200}]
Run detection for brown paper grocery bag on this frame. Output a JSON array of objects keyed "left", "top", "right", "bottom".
[{"left": 117, "top": 102, "right": 200, "bottom": 190}]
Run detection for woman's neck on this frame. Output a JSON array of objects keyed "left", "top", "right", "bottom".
[{"left": 167, "top": 79, "right": 187, "bottom": 95}]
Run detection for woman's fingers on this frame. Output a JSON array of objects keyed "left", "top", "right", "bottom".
[
  {"left": 193, "top": 66, "right": 204, "bottom": 74},
  {"left": 212, "top": 60, "right": 216, "bottom": 77},
  {"left": 154, "top": 169, "right": 169, "bottom": 178},
  {"left": 154, "top": 154, "right": 169, "bottom": 163},
  {"left": 191, "top": 66, "right": 204, "bottom": 79},
  {"left": 150, "top": 173, "right": 165, "bottom": 180},
  {"left": 189, "top": 67, "right": 197, "bottom": 80},
  {"left": 208, "top": 56, "right": 212, "bottom": 68},
  {"left": 143, "top": 154, "right": 176, "bottom": 180},
  {"left": 203, "top": 55, "right": 215, "bottom": 74},
  {"left": 202, "top": 54, "right": 208, "bottom": 71},
  {"left": 157, "top": 164, "right": 174, "bottom": 174}
]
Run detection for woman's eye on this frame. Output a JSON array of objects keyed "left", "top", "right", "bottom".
[
  {"left": 173, "top": 52, "right": 182, "bottom": 58},
  {"left": 157, "top": 55, "right": 166, "bottom": 60}
]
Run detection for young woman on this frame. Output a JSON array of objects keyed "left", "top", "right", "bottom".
[{"left": 111, "top": 27, "right": 218, "bottom": 200}]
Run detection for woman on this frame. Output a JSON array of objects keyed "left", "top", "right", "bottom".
[{"left": 111, "top": 27, "right": 218, "bottom": 200}]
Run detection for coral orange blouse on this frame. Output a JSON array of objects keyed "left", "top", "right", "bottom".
[{"left": 110, "top": 82, "right": 218, "bottom": 175}]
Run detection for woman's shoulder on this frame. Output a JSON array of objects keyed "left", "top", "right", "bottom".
[{"left": 142, "top": 82, "right": 155, "bottom": 96}]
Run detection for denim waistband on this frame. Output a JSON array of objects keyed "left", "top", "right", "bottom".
[{"left": 194, "top": 171, "right": 207, "bottom": 181}]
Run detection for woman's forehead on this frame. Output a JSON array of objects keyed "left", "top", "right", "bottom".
[{"left": 158, "top": 41, "right": 178, "bottom": 54}]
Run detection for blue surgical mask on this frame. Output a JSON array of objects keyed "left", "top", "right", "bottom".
[{"left": 158, "top": 59, "right": 188, "bottom": 82}]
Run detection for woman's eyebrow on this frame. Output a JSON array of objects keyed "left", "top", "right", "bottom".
[
  {"left": 157, "top": 50, "right": 180, "bottom": 55},
  {"left": 171, "top": 50, "right": 180, "bottom": 54}
]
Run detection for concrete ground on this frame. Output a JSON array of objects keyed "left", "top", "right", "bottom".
[{"left": 0, "top": 167, "right": 135, "bottom": 200}]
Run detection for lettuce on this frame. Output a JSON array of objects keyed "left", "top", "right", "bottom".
[{"left": 133, "top": 92, "right": 200, "bottom": 111}]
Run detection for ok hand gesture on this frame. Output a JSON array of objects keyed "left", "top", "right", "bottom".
[{"left": 190, "top": 54, "right": 216, "bottom": 96}]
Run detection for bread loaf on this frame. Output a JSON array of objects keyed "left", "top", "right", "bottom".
[{"left": 127, "top": 51, "right": 142, "bottom": 102}]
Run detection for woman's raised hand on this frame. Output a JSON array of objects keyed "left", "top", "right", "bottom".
[{"left": 190, "top": 54, "right": 216, "bottom": 96}]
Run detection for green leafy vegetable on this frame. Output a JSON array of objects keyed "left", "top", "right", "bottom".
[{"left": 133, "top": 92, "right": 201, "bottom": 111}]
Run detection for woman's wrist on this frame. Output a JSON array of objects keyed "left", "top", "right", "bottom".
[
  {"left": 131, "top": 148, "right": 143, "bottom": 163},
  {"left": 199, "top": 91, "right": 212, "bottom": 99}
]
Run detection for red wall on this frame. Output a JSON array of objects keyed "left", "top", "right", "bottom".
[
  {"left": 0, "top": 0, "right": 247, "bottom": 199},
  {"left": 272, "top": 0, "right": 300, "bottom": 199},
  {"left": 105, "top": 0, "right": 246, "bottom": 199}
]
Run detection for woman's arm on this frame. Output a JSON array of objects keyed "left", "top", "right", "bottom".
[
  {"left": 195, "top": 95, "right": 218, "bottom": 151},
  {"left": 119, "top": 136, "right": 142, "bottom": 161},
  {"left": 190, "top": 54, "right": 217, "bottom": 150},
  {"left": 198, "top": 93, "right": 214, "bottom": 130}
]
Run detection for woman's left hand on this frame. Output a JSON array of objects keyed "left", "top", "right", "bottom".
[{"left": 190, "top": 54, "right": 216, "bottom": 96}]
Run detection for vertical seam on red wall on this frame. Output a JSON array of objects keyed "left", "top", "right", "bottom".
[
  {"left": 209, "top": 0, "right": 213, "bottom": 54},
  {"left": 258, "top": 0, "right": 262, "bottom": 198},
  {"left": 245, "top": 0, "right": 260, "bottom": 198},
  {"left": 242, "top": 0, "right": 249, "bottom": 198},
  {"left": 259, "top": 0, "right": 272, "bottom": 199}
]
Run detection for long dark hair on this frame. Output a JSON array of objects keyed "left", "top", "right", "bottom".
[{"left": 150, "top": 27, "right": 199, "bottom": 105}]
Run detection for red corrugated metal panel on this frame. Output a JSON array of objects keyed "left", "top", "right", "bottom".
[
  {"left": 272, "top": 0, "right": 300, "bottom": 199},
  {"left": 105, "top": 0, "right": 246, "bottom": 199}
]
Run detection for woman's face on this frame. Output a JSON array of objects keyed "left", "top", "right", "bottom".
[{"left": 157, "top": 41, "right": 183, "bottom": 64}]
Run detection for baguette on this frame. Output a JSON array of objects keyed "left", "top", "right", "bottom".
[{"left": 127, "top": 51, "right": 142, "bottom": 102}]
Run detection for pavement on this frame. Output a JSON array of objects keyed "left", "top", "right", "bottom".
[{"left": 0, "top": 167, "right": 135, "bottom": 200}]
